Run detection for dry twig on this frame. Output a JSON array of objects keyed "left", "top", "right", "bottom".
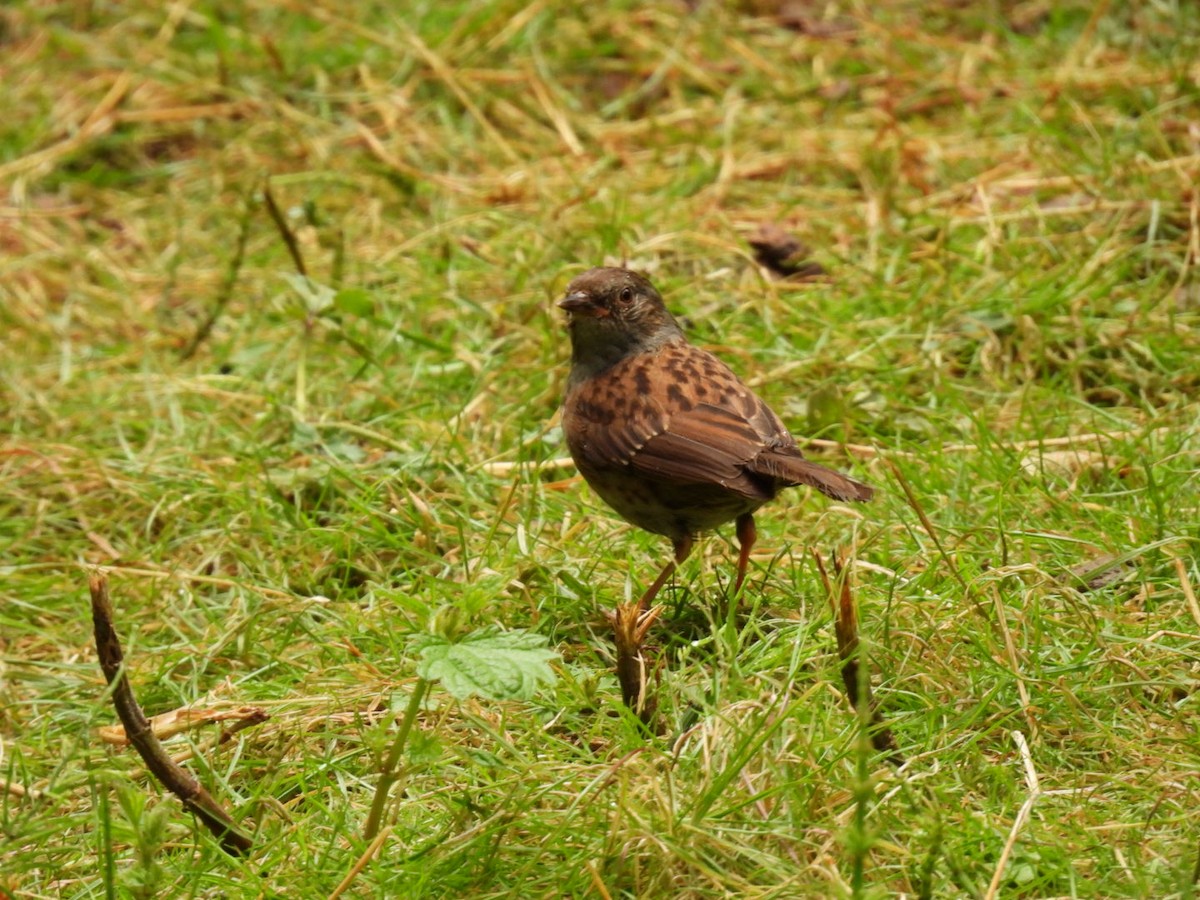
[
  {"left": 263, "top": 179, "right": 307, "bottom": 276},
  {"left": 89, "top": 572, "right": 253, "bottom": 856},
  {"left": 812, "top": 551, "right": 902, "bottom": 763},
  {"left": 609, "top": 602, "right": 663, "bottom": 729}
]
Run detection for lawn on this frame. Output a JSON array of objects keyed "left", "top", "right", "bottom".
[{"left": 2, "top": 1, "right": 1199, "bottom": 897}]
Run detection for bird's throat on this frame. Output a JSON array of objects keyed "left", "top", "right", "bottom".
[{"left": 567, "top": 320, "right": 681, "bottom": 386}]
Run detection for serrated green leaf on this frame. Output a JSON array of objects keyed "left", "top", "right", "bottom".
[{"left": 412, "top": 627, "right": 558, "bottom": 701}]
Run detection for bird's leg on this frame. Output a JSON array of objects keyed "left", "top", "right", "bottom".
[
  {"left": 733, "top": 513, "right": 757, "bottom": 598},
  {"left": 637, "top": 535, "right": 694, "bottom": 612}
]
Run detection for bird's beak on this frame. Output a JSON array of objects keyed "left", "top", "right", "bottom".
[{"left": 558, "top": 291, "right": 594, "bottom": 314}]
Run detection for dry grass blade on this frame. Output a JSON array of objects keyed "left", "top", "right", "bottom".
[
  {"left": 584, "top": 859, "right": 615, "bottom": 900},
  {"left": 0, "top": 71, "right": 132, "bottom": 181},
  {"left": 887, "top": 459, "right": 992, "bottom": 626},
  {"left": 1, "top": 776, "right": 41, "bottom": 801},
  {"left": 96, "top": 705, "right": 269, "bottom": 747},
  {"left": 478, "top": 456, "right": 576, "bottom": 476},
  {"left": 984, "top": 731, "right": 1041, "bottom": 900},
  {"left": 91, "top": 565, "right": 297, "bottom": 601},
  {"left": 328, "top": 826, "right": 392, "bottom": 900},
  {"left": 1173, "top": 556, "right": 1200, "bottom": 629}
]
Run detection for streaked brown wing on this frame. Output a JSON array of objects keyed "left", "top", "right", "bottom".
[
  {"left": 628, "top": 402, "right": 779, "bottom": 500},
  {"left": 565, "top": 342, "right": 796, "bottom": 499},
  {"left": 562, "top": 379, "right": 669, "bottom": 470}
]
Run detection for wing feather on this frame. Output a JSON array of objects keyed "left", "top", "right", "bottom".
[{"left": 563, "top": 340, "right": 871, "bottom": 504}]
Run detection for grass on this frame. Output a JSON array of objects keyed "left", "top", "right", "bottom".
[{"left": 2, "top": 0, "right": 1199, "bottom": 896}]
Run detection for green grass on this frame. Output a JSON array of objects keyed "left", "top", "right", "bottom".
[{"left": 3, "top": 0, "right": 1200, "bottom": 896}]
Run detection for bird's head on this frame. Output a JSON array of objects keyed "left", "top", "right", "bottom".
[{"left": 559, "top": 267, "right": 682, "bottom": 375}]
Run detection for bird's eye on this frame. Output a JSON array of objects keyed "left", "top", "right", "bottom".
[{"left": 618, "top": 287, "right": 633, "bottom": 304}]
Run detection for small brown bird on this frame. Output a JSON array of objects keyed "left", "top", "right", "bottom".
[{"left": 560, "top": 267, "right": 873, "bottom": 610}]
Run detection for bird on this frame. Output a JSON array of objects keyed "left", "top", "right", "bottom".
[{"left": 559, "top": 266, "right": 873, "bottom": 612}]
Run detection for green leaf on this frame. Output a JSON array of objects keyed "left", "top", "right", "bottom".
[
  {"left": 333, "top": 288, "right": 375, "bottom": 318},
  {"left": 405, "top": 729, "right": 443, "bottom": 765},
  {"left": 412, "top": 627, "right": 558, "bottom": 701}
]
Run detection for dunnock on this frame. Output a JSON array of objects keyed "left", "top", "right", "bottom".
[{"left": 560, "top": 267, "right": 872, "bottom": 610}]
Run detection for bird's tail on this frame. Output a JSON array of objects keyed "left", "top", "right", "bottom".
[{"left": 753, "top": 451, "right": 874, "bottom": 502}]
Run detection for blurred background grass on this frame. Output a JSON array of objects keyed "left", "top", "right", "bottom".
[{"left": 2, "top": 1, "right": 1199, "bottom": 897}]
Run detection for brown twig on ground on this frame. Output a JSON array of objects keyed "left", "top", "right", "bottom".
[
  {"left": 609, "top": 602, "right": 663, "bottom": 729},
  {"left": 262, "top": 179, "right": 307, "bottom": 276},
  {"left": 481, "top": 426, "right": 1170, "bottom": 475},
  {"left": 812, "top": 552, "right": 903, "bottom": 764},
  {"left": 89, "top": 572, "right": 254, "bottom": 856}
]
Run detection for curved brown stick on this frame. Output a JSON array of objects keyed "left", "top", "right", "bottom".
[
  {"left": 89, "top": 572, "right": 253, "bottom": 856},
  {"left": 812, "top": 552, "right": 902, "bottom": 764}
]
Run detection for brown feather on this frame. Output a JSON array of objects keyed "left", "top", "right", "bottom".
[
  {"left": 750, "top": 450, "right": 875, "bottom": 502},
  {"left": 560, "top": 267, "right": 872, "bottom": 546}
]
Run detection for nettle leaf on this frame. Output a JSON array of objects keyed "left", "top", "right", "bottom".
[{"left": 412, "top": 627, "right": 558, "bottom": 701}]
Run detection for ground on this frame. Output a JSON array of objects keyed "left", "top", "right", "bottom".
[{"left": 2, "top": 1, "right": 1199, "bottom": 897}]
